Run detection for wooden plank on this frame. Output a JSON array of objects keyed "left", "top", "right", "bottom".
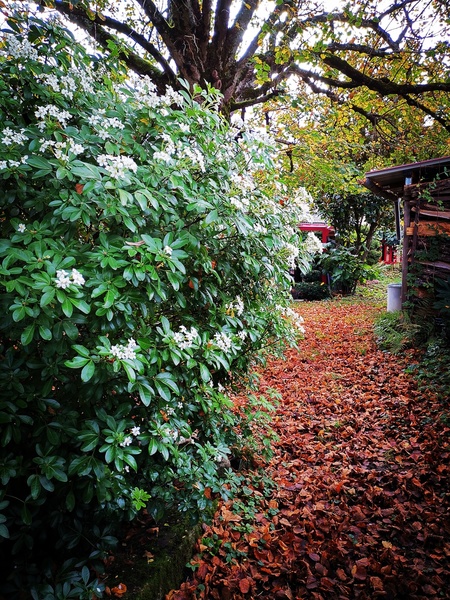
[
  {"left": 417, "top": 260, "right": 450, "bottom": 271},
  {"left": 406, "top": 221, "right": 450, "bottom": 236},
  {"left": 410, "top": 207, "right": 450, "bottom": 220}
]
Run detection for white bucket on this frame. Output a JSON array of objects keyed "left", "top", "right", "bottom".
[{"left": 387, "top": 283, "right": 402, "bottom": 312}]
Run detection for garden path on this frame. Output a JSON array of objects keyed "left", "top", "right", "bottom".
[{"left": 167, "top": 298, "right": 449, "bottom": 600}]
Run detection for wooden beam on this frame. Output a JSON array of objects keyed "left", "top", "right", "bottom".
[
  {"left": 406, "top": 221, "right": 450, "bottom": 236},
  {"left": 360, "top": 177, "right": 399, "bottom": 203},
  {"left": 410, "top": 207, "right": 450, "bottom": 220},
  {"left": 401, "top": 197, "right": 411, "bottom": 305},
  {"left": 417, "top": 260, "right": 450, "bottom": 271}
]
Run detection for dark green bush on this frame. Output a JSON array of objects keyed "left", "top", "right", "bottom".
[
  {"left": 291, "top": 282, "right": 330, "bottom": 301},
  {"left": 303, "top": 269, "right": 322, "bottom": 283},
  {"left": 0, "top": 10, "right": 305, "bottom": 597}
]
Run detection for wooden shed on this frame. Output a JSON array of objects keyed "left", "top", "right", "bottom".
[{"left": 363, "top": 156, "right": 450, "bottom": 306}]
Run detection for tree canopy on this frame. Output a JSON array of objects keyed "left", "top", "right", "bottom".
[{"left": 30, "top": 0, "right": 450, "bottom": 127}]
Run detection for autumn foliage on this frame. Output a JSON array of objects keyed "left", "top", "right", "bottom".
[{"left": 167, "top": 300, "right": 449, "bottom": 600}]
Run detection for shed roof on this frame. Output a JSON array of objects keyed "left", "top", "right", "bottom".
[{"left": 363, "top": 156, "right": 450, "bottom": 199}]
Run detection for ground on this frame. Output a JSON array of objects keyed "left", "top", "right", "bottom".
[{"left": 165, "top": 278, "right": 450, "bottom": 600}]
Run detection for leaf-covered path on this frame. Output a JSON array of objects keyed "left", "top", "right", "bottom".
[{"left": 168, "top": 300, "right": 449, "bottom": 600}]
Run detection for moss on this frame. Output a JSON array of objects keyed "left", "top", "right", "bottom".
[{"left": 105, "top": 513, "right": 200, "bottom": 600}]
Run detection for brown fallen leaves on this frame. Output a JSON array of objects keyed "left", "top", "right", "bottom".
[{"left": 167, "top": 301, "right": 449, "bottom": 600}]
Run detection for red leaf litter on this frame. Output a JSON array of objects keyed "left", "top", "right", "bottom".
[{"left": 167, "top": 301, "right": 449, "bottom": 600}]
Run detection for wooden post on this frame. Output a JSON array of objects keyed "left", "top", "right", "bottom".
[{"left": 401, "top": 189, "right": 411, "bottom": 305}]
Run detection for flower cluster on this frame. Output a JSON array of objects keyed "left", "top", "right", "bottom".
[
  {"left": 0, "top": 156, "right": 28, "bottom": 170},
  {"left": 229, "top": 195, "right": 250, "bottom": 212},
  {"left": 87, "top": 111, "right": 125, "bottom": 139},
  {"left": 96, "top": 154, "right": 138, "bottom": 179},
  {"left": 37, "top": 67, "right": 93, "bottom": 100},
  {"left": 173, "top": 325, "right": 199, "bottom": 350},
  {"left": 213, "top": 331, "right": 233, "bottom": 353},
  {"left": 3, "top": 33, "right": 38, "bottom": 61},
  {"left": 55, "top": 268, "right": 85, "bottom": 289},
  {"left": 2, "top": 127, "right": 27, "bottom": 146},
  {"left": 40, "top": 138, "right": 84, "bottom": 160},
  {"left": 178, "top": 145, "right": 205, "bottom": 172},
  {"left": 285, "top": 242, "right": 300, "bottom": 268},
  {"left": 226, "top": 296, "right": 244, "bottom": 316},
  {"left": 305, "top": 232, "right": 324, "bottom": 254},
  {"left": 110, "top": 338, "right": 139, "bottom": 360},
  {"left": 276, "top": 305, "right": 305, "bottom": 333},
  {"left": 127, "top": 77, "right": 183, "bottom": 112},
  {"left": 35, "top": 104, "right": 72, "bottom": 131},
  {"left": 119, "top": 436, "right": 132, "bottom": 447}
]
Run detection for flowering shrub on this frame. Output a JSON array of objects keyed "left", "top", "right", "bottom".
[{"left": 0, "top": 7, "right": 304, "bottom": 596}]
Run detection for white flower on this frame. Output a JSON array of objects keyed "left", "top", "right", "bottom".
[
  {"left": 96, "top": 154, "right": 138, "bottom": 179},
  {"left": 0, "top": 161, "right": 7, "bottom": 170},
  {"left": 110, "top": 338, "right": 139, "bottom": 360},
  {"left": 237, "top": 330, "right": 248, "bottom": 340},
  {"left": 5, "top": 33, "right": 38, "bottom": 61},
  {"left": 2, "top": 127, "right": 27, "bottom": 146},
  {"left": 17, "top": 223, "right": 26, "bottom": 233},
  {"left": 131, "top": 426, "right": 141, "bottom": 436},
  {"left": 172, "top": 325, "right": 199, "bottom": 350},
  {"left": 277, "top": 305, "right": 305, "bottom": 333},
  {"left": 35, "top": 105, "right": 71, "bottom": 130},
  {"left": 55, "top": 270, "right": 71, "bottom": 289},
  {"left": 54, "top": 268, "right": 85, "bottom": 288},
  {"left": 163, "top": 245, "right": 173, "bottom": 257},
  {"left": 120, "top": 436, "right": 133, "bottom": 447},
  {"left": 226, "top": 296, "right": 244, "bottom": 316},
  {"left": 71, "top": 269, "right": 85, "bottom": 286},
  {"left": 213, "top": 332, "right": 232, "bottom": 353}
]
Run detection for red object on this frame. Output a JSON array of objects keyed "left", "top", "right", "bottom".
[
  {"left": 298, "top": 223, "right": 334, "bottom": 243},
  {"left": 381, "top": 242, "right": 398, "bottom": 264},
  {"left": 298, "top": 223, "right": 334, "bottom": 284}
]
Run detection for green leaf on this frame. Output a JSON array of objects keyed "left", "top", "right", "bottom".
[
  {"left": 40, "top": 289, "right": 56, "bottom": 307},
  {"left": 27, "top": 474, "right": 41, "bottom": 500},
  {"left": 70, "top": 298, "right": 90, "bottom": 313},
  {"left": 200, "top": 363, "right": 211, "bottom": 383},
  {"left": 122, "top": 361, "right": 136, "bottom": 382},
  {"left": 70, "top": 160, "right": 101, "bottom": 180},
  {"left": 39, "top": 326, "right": 52, "bottom": 341},
  {"left": 26, "top": 155, "right": 53, "bottom": 171},
  {"left": 72, "top": 345, "right": 91, "bottom": 358},
  {"left": 21, "top": 323, "right": 35, "bottom": 346},
  {"left": 62, "top": 297, "right": 73, "bottom": 317},
  {"left": 65, "top": 356, "right": 90, "bottom": 369},
  {"left": 81, "top": 361, "right": 95, "bottom": 382},
  {"left": 66, "top": 490, "right": 75, "bottom": 512},
  {"left": 205, "top": 209, "right": 219, "bottom": 224},
  {"left": 63, "top": 320, "right": 79, "bottom": 339}
]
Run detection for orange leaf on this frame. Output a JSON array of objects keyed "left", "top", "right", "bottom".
[
  {"left": 75, "top": 183, "right": 84, "bottom": 194},
  {"left": 239, "top": 578, "right": 251, "bottom": 594},
  {"left": 111, "top": 583, "right": 127, "bottom": 597}
]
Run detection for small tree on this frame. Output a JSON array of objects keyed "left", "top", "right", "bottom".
[{"left": 0, "top": 11, "right": 304, "bottom": 596}]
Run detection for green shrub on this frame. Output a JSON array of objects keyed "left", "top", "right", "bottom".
[
  {"left": 374, "top": 311, "right": 421, "bottom": 353},
  {"left": 319, "top": 245, "right": 379, "bottom": 295},
  {"left": 291, "top": 281, "right": 330, "bottom": 301},
  {"left": 0, "top": 9, "right": 304, "bottom": 596},
  {"left": 302, "top": 269, "right": 322, "bottom": 283}
]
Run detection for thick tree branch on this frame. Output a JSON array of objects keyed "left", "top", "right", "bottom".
[{"left": 52, "top": 0, "right": 176, "bottom": 81}]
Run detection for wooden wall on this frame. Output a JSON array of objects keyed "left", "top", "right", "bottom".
[{"left": 402, "top": 178, "right": 450, "bottom": 305}]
